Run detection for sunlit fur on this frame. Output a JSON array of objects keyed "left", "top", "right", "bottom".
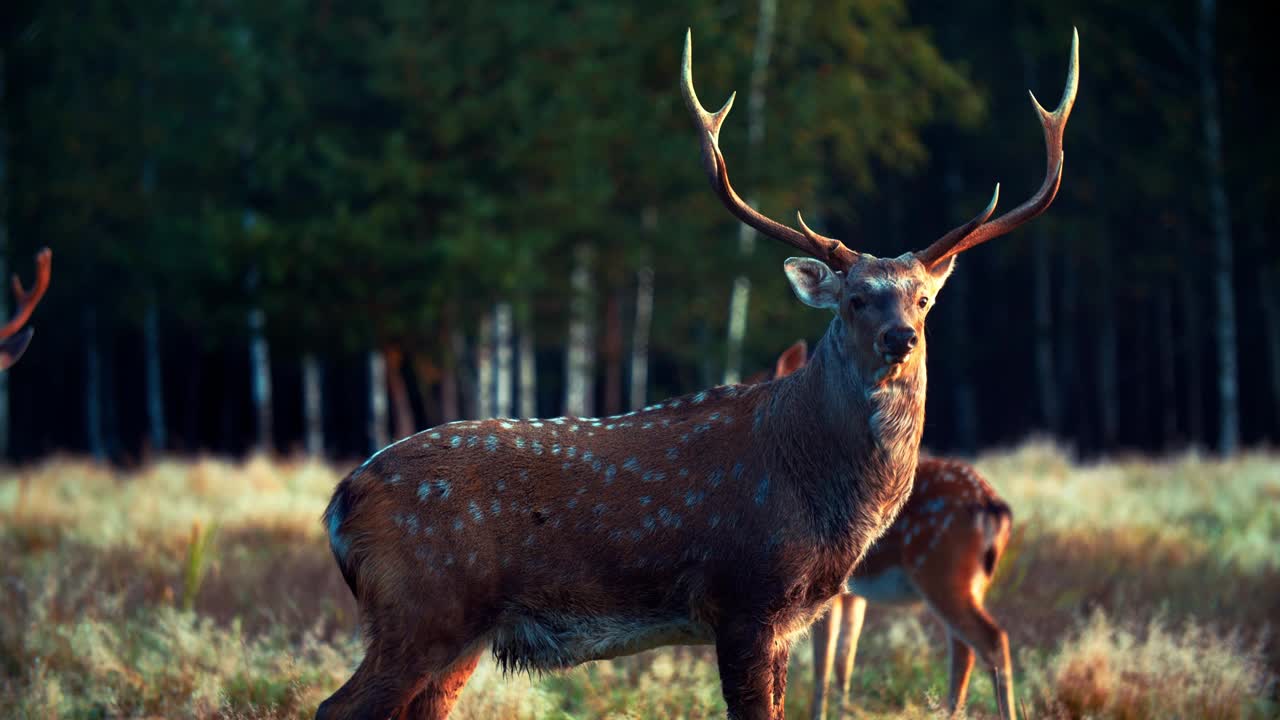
[{"left": 316, "top": 254, "right": 952, "bottom": 720}]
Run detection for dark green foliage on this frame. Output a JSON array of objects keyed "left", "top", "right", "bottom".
[{"left": 1, "top": 0, "right": 1275, "bottom": 456}]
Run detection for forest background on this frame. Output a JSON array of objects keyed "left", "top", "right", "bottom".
[{"left": 1, "top": 0, "right": 1275, "bottom": 463}]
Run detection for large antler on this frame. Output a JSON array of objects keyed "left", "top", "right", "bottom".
[
  {"left": 915, "top": 29, "right": 1080, "bottom": 270},
  {"left": 0, "top": 248, "right": 52, "bottom": 370},
  {"left": 681, "top": 30, "right": 859, "bottom": 272}
]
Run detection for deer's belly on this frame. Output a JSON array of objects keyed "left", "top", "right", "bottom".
[
  {"left": 491, "top": 613, "right": 714, "bottom": 672},
  {"left": 847, "top": 567, "right": 919, "bottom": 605}
]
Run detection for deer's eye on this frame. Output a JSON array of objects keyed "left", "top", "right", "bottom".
[
  {"left": 849, "top": 295, "right": 867, "bottom": 311},
  {"left": 918, "top": 296, "right": 929, "bottom": 309}
]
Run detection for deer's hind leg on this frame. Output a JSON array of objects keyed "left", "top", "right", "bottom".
[
  {"left": 913, "top": 566, "right": 1015, "bottom": 719},
  {"left": 831, "top": 594, "right": 867, "bottom": 702},
  {"left": 809, "top": 599, "right": 842, "bottom": 720},
  {"left": 315, "top": 636, "right": 425, "bottom": 720},
  {"left": 946, "top": 632, "right": 976, "bottom": 715},
  {"left": 401, "top": 649, "right": 483, "bottom": 720},
  {"left": 318, "top": 566, "right": 488, "bottom": 720}
]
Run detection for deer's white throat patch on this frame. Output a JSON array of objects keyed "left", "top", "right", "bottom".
[{"left": 867, "top": 383, "right": 918, "bottom": 451}]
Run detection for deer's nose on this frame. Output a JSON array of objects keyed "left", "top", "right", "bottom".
[{"left": 882, "top": 327, "right": 918, "bottom": 357}]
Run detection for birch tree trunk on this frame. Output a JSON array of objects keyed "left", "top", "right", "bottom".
[
  {"left": 1058, "top": 251, "right": 1081, "bottom": 434},
  {"left": 942, "top": 166, "right": 978, "bottom": 453},
  {"left": 564, "top": 243, "right": 596, "bottom": 417},
  {"left": 244, "top": 219, "right": 273, "bottom": 453},
  {"left": 1033, "top": 226, "right": 1060, "bottom": 434},
  {"left": 144, "top": 300, "right": 167, "bottom": 453},
  {"left": 0, "top": 53, "right": 10, "bottom": 457},
  {"left": 603, "top": 289, "right": 624, "bottom": 416},
  {"left": 439, "top": 315, "right": 460, "bottom": 423},
  {"left": 302, "top": 353, "right": 324, "bottom": 456},
  {"left": 1180, "top": 265, "right": 1205, "bottom": 447},
  {"left": 453, "top": 325, "right": 474, "bottom": 420},
  {"left": 1134, "top": 298, "right": 1153, "bottom": 448},
  {"left": 518, "top": 304, "right": 537, "bottom": 419},
  {"left": 1097, "top": 262, "right": 1120, "bottom": 448},
  {"left": 140, "top": 73, "right": 166, "bottom": 454},
  {"left": 494, "top": 302, "right": 514, "bottom": 418},
  {"left": 247, "top": 303, "right": 273, "bottom": 453},
  {"left": 630, "top": 266, "right": 655, "bottom": 410},
  {"left": 476, "top": 309, "right": 495, "bottom": 420},
  {"left": 950, "top": 269, "right": 979, "bottom": 453},
  {"left": 412, "top": 355, "right": 442, "bottom": 430},
  {"left": 1019, "top": 33, "right": 1061, "bottom": 437},
  {"left": 368, "top": 349, "right": 388, "bottom": 453},
  {"left": 1259, "top": 266, "right": 1280, "bottom": 439},
  {"left": 84, "top": 308, "right": 107, "bottom": 462},
  {"left": 1157, "top": 289, "right": 1178, "bottom": 449},
  {"left": 183, "top": 344, "right": 202, "bottom": 452},
  {"left": 102, "top": 341, "right": 120, "bottom": 459},
  {"left": 385, "top": 346, "right": 415, "bottom": 440},
  {"left": 1198, "top": 0, "right": 1239, "bottom": 454},
  {"left": 722, "top": 0, "right": 778, "bottom": 385}
]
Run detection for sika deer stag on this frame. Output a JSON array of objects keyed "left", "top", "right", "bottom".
[
  {"left": 317, "top": 29, "right": 1076, "bottom": 720},
  {"left": 1, "top": 248, "right": 52, "bottom": 371},
  {"left": 762, "top": 344, "right": 1016, "bottom": 720}
]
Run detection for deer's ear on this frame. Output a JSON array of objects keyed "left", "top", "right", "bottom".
[
  {"left": 774, "top": 340, "right": 808, "bottom": 378},
  {"left": 928, "top": 254, "right": 957, "bottom": 285},
  {"left": 784, "top": 258, "right": 841, "bottom": 310}
]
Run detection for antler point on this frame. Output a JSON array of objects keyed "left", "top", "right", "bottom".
[{"left": 718, "top": 91, "right": 737, "bottom": 119}]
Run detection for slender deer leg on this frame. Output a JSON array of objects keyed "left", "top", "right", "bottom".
[
  {"left": 402, "top": 650, "right": 482, "bottom": 720},
  {"left": 716, "top": 619, "right": 777, "bottom": 720},
  {"left": 931, "top": 599, "right": 1015, "bottom": 720},
  {"left": 770, "top": 642, "right": 792, "bottom": 720},
  {"left": 809, "top": 599, "right": 842, "bottom": 720},
  {"left": 831, "top": 594, "right": 866, "bottom": 709},
  {"left": 988, "top": 619, "right": 1016, "bottom": 720},
  {"left": 946, "top": 632, "right": 976, "bottom": 717}
]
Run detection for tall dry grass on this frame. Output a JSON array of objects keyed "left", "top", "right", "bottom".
[{"left": 1, "top": 445, "right": 1276, "bottom": 718}]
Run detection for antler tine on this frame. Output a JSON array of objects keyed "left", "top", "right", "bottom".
[
  {"left": 1, "top": 248, "right": 52, "bottom": 341},
  {"left": 682, "top": 30, "right": 859, "bottom": 272},
  {"left": 681, "top": 29, "right": 737, "bottom": 184},
  {"left": 916, "top": 28, "right": 1079, "bottom": 270}
]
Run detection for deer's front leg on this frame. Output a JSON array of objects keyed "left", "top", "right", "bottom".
[
  {"left": 770, "top": 641, "right": 791, "bottom": 720},
  {"left": 715, "top": 618, "right": 777, "bottom": 720}
]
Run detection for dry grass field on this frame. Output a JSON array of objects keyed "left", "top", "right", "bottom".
[{"left": 2, "top": 442, "right": 1277, "bottom": 719}]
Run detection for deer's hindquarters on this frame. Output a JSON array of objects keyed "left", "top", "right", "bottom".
[{"left": 324, "top": 478, "right": 359, "bottom": 595}]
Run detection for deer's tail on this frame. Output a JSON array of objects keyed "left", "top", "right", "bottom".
[
  {"left": 323, "top": 476, "right": 361, "bottom": 597},
  {"left": 977, "top": 499, "right": 1013, "bottom": 577}
]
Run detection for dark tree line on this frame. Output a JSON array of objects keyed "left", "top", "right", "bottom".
[{"left": 1, "top": 0, "right": 1275, "bottom": 463}]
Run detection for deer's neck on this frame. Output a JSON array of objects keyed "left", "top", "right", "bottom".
[{"left": 760, "top": 318, "right": 926, "bottom": 541}]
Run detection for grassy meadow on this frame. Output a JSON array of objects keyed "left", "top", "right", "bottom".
[{"left": 1, "top": 442, "right": 1277, "bottom": 719}]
